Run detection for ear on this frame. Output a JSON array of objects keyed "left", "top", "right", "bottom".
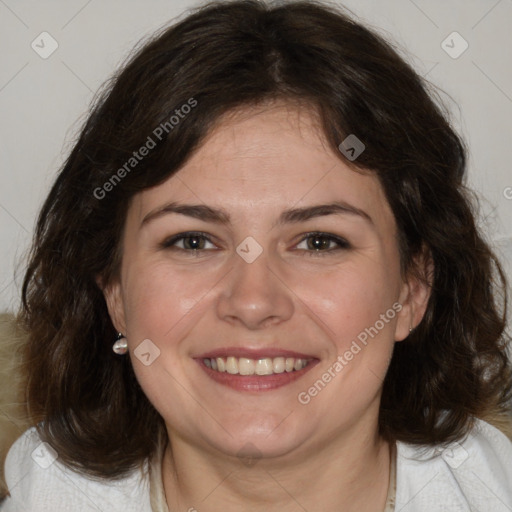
[
  {"left": 96, "top": 275, "right": 127, "bottom": 335},
  {"left": 394, "top": 246, "right": 433, "bottom": 342}
]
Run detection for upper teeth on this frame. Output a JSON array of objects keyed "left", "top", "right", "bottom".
[{"left": 204, "top": 356, "right": 308, "bottom": 375}]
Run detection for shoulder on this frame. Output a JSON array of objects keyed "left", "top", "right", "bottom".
[
  {"left": 1, "top": 426, "right": 151, "bottom": 512},
  {"left": 396, "top": 417, "right": 512, "bottom": 511}
]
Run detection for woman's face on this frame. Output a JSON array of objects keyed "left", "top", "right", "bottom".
[{"left": 105, "top": 102, "right": 428, "bottom": 462}]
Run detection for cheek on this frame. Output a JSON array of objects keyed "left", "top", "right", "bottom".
[
  {"left": 122, "top": 260, "right": 209, "bottom": 338},
  {"left": 294, "top": 260, "right": 399, "bottom": 354},
  {"left": 121, "top": 262, "right": 203, "bottom": 417}
]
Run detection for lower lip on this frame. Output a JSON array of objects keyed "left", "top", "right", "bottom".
[{"left": 195, "top": 359, "right": 319, "bottom": 391}]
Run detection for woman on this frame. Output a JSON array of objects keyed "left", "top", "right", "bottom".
[{"left": 2, "top": 1, "right": 511, "bottom": 510}]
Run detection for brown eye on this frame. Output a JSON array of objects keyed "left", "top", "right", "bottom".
[
  {"left": 182, "top": 235, "right": 207, "bottom": 250},
  {"left": 296, "top": 232, "right": 350, "bottom": 254},
  {"left": 307, "top": 235, "right": 332, "bottom": 251},
  {"left": 160, "top": 232, "right": 215, "bottom": 251}
]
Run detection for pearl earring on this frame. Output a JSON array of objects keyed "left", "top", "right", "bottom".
[{"left": 112, "top": 332, "right": 128, "bottom": 355}]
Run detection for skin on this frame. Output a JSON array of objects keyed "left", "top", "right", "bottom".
[{"left": 104, "top": 100, "right": 431, "bottom": 512}]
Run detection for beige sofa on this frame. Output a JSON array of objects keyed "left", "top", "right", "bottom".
[{"left": 0, "top": 314, "right": 32, "bottom": 499}]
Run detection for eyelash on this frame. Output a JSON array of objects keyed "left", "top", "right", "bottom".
[{"left": 160, "top": 231, "right": 351, "bottom": 256}]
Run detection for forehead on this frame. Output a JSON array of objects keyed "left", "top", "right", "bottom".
[
  {"left": 186, "top": 101, "right": 341, "bottom": 181},
  {"left": 129, "top": 101, "right": 394, "bottom": 232}
]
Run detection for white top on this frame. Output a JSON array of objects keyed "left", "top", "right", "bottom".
[{"left": 1, "top": 417, "right": 511, "bottom": 511}]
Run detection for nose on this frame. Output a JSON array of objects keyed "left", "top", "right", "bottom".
[{"left": 215, "top": 249, "right": 295, "bottom": 330}]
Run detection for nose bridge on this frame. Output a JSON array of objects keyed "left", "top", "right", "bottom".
[{"left": 215, "top": 245, "right": 294, "bottom": 329}]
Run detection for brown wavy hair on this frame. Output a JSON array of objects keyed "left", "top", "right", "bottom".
[{"left": 18, "top": 0, "right": 512, "bottom": 479}]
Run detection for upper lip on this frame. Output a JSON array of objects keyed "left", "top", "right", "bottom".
[{"left": 196, "top": 347, "right": 317, "bottom": 360}]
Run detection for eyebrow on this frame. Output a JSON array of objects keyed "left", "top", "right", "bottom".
[{"left": 141, "top": 200, "right": 373, "bottom": 228}]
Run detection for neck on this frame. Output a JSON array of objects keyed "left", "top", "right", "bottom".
[{"left": 161, "top": 421, "right": 392, "bottom": 512}]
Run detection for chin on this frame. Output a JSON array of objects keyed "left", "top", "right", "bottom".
[{"left": 202, "top": 415, "right": 311, "bottom": 461}]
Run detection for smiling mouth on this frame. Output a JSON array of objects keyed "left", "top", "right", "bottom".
[
  {"left": 203, "top": 356, "right": 310, "bottom": 375},
  {"left": 196, "top": 352, "right": 318, "bottom": 391}
]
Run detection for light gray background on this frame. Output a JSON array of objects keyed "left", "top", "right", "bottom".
[{"left": 1, "top": 0, "right": 511, "bottom": 318}]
